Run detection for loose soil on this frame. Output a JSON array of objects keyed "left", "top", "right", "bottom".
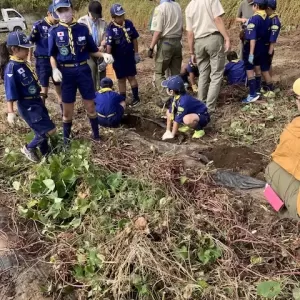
[{"left": 204, "top": 144, "right": 264, "bottom": 177}]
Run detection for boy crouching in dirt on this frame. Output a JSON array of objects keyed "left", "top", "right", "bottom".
[
  {"left": 224, "top": 51, "right": 246, "bottom": 85},
  {"left": 161, "top": 75, "right": 210, "bottom": 140},
  {"left": 180, "top": 59, "right": 199, "bottom": 93},
  {"left": 95, "top": 77, "right": 126, "bottom": 128}
]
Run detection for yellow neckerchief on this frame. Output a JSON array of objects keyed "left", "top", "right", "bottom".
[
  {"left": 269, "top": 12, "right": 279, "bottom": 19},
  {"left": 59, "top": 18, "right": 77, "bottom": 55},
  {"left": 254, "top": 10, "right": 267, "bottom": 20},
  {"left": 44, "top": 17, "right": 54, "bottom": 26},
  {"left": 10, "top": 56, "right": 39, "bottom": 83},
  {"left": 99, "top": 88, "right": 112, "bottom": 93},
  {"left": 171, "top": 95, "right": 180, "bottom": 121},
  {"left": 231, "top": 59, "right": 239, "bottom": 63},
  {"left": 112, "top": 21, "right": 131, "bottom": 43}
]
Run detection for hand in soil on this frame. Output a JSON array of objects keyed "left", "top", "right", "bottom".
[{"left": 162, "top": 130, "right": 174, "bottom": 141}]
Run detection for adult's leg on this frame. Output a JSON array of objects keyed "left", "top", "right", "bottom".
[
  {"left": 169, "top": 38, "right": 182, "bottom": 76},
  {"left": 155, "top": 39, "right": 173, "bottom": 103},
  {"left": 87, "top": 57, "right": 98, "bottom": 91},
  {"left": 194, "top": 38, "right": 210, "bottom": 102},
  {"left": 205, "top": 34, "right": 225, "bottom": 113}
]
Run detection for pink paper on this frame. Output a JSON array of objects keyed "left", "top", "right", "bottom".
[{"left": 264, "top": 184, "right": 284, "bottom": 212}]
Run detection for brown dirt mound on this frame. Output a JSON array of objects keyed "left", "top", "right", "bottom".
[{"left": 204, "top": 145, "right": 264, "bottom": 176}]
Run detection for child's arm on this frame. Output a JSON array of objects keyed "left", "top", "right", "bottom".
[
  {"left": 133, "top": 39, "right": 138, "bottom": 53},
  {"left": 269, "top": 43, "right": 275, "bottom": 55},
  {"left": 106, "top": 45, "right": 112, "bottom": 55},
  {"left": 7, "top": 101, "right": 14, "bottom": 113},
  {"left": 250, "top": 40, "right": 256, "bottom": 56},
  {"left": 171, "top": 121, "right": 179, "bottom": 136}
]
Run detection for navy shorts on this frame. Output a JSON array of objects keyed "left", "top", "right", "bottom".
[
  {"left": 243, "top": 42, "right": 270, "bottom": 72},
  {"left": 60, "top": 63, "right": 95, "bottom": 103},
  {"left": 36, "top": 58, "right": 60, "bottom": 87},
  {"left": 196, "top": 112, "right": 210, "bottom": 130},
  {"left": 113, "top": 53, "right": 137, "bottom": 79},
  {"left": 97, "top": 107, "right": 124, "bottom": 128},
  {"left": 18, "top": 101, "right": 55, "bottom": 135}
]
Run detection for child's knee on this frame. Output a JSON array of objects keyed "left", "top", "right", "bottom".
[
  {"left": 48, "top": 128, "right": 56, "bottom": 136},
  {"left": 183, "top": 114, "right": 199, "bottom": 127}
]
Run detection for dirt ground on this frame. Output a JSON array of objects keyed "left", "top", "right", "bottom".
[{"left": 1, "top": 25, "right": 300, "bottom": 299}]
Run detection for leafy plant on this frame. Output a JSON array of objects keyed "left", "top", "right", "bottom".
[
  {"left": 257, "top": 281, "right": 281, "bottom": 298},
  {"left": 197, "top": 236, "right": 222, "bottom": 265}
]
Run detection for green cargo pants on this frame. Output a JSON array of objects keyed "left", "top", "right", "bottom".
[
  {"left": 195, "top": 33, "right": 225, "bottom": 113},
  {"left": 88, "top": 57, "right": 106, "bottom": 91},
  {"left": 155, "top": 37, "right": 182, "bottom": 103},
  {"left": 265, "top": 161, "right": 300, "bottom": 220}
]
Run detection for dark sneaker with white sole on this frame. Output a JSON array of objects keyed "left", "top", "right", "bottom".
[
  {"left": 21, "top": 145, "right": 40, "bottom": 163},
  {"left": 130, "top": 98, "right": 141, "bottom": 107}
]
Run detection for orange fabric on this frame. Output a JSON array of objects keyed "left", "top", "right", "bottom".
[
  {"left": 298, "top": 192, "right": 300, "bottom": 216},
  {"left": 272, "top": 116, "right": 300, "bottom": 181},
  {"left": 106, "top": 64, "right": 116, "bottom": 81}
]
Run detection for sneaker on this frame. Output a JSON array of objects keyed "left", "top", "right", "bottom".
[
  {"left": 242, "top": 94, "right": 260, "bottom": 104},
  {"left": 130, "top": 98, "right": 140, "bottom": 107},
  {"left": 263, "top": 90, "right": 276, "bottom": 98},
  {"left": 21, "top": 145, "right": 40, "bottom": 163},
  {"left": 178, "top": 125, "right": 191, "bottom": 133},
  {"left": 192, "top": 129, "right": 205, "bottom": 139}
]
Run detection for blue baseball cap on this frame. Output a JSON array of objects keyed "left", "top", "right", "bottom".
[
  {"left": 161, "top": 75, "right": 185, "bottom": 92},
  {"left": 48, "top": 4, "right": 59, "bottom": 20},
  {"left": 100, "top": 77, "right": 113, "bottom": 88},
  {"left": 253, "top": 0, "right": 266, "bottom": 5},
  {"left": 7, "top": 31, "right": 33, "bottom": 48},
  {"left": 110, "top": 4, "right": 125, "bottom": 17},
  {"left": 266, "top": 0, "right": 276, "bottom": 9},
  {"left": 53, "top": 0, "right": 71, "bottom": 12}
]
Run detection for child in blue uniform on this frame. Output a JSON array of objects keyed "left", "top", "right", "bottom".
[
  {"left": 106, "top": 4, "right": 141, "bottom": 107},
  {"left": 180, "top": 59, "right": 199, "bottom": 93},
  {"left": 161, "top": 75, "right": 210, "bottom": 140},
  {"left": 261, "top": 0, "right": 281, "bottom": 96},
  {"left": 224, "top": 51, "right": 246, "bottom": 85},
  {"left": 28, "top": 4, "right": 62, "bottom": 106},
  {"left": 95, "top": 77, "right": 126, "bottom": 127},
  {"left": 2, "top": 31, "right": 56, "bottom": 163},
  {"left": 242, "top": 0, "right": 270, "bottom": 103},
  {"left": 49, "top": 0, "right": 114, "bottom": 143}
]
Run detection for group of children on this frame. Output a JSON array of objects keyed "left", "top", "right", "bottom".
[
  {"left": 1, "top": 0, "right": 140, "bottom": 162},
  {"left": 1, "top": 0, "right": 281, "bottom": 163}
]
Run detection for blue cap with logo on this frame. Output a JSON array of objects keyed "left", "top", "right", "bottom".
[
  {"left": 253, "top": 0, "right": 267, "bottom": 5},
  {"left": 100, "top": 77, "right": 113, "bottom": 88},
  {"left": 267, "top": 0, "right": 276, "bottom": 9},
  {"left": 161, "top": 75, "right": 185, "bottom": 92},
  {"left": 7, "top": 31, "right": 33, "bottom": 48},
  {"left": 53, "top": 0, "right": 71, "bottom": 12},
  {"left": 48, "top": 4, "right": 59, "bottom": 20},
  {"left": 110, "top": 3, "right": 126, "bottom": 16}
]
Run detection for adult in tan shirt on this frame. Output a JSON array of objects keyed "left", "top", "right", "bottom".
[
  {"left": 78, "top": 1, "right": 107, "bottom": 90},
  {"left": 186, "top": 0, "right": 230, "bottom": 114},
  {"left": 148, "top": 0, "right": 183, "bottom": 106}
]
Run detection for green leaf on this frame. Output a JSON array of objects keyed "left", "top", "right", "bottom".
[
  {"left": 197, "top": 280, "right": 208, "bottom": 290},
  {"left": 251, "top": 256, "right": 263, "bottom": 265},
  {"left": 27, "top": 199, "right": 38, "bottom": 208},
  {"left": 175, "top": 245, "right": 189, "bottom": 260},
  {"left": 61, "top": 167, "right": 75, "bottom": 182},
  {"left": 43, "top": 179, "right": 56, "bottom": 191},
  {"left": 257, "top": 281, "right": 281, "bottom": 298},
  {"left": 73, "top": 265, "right": 84, "bottom": 278},
  {"left": 13, "top": 181, "right": 20, "bottom": 191},
  {"left": 70, "top": 218, "right": 81, "bottom": 229},
  {"left": 180, "top": 176, "right": 188, "bottom": 185},
  {"left": 293, "top": 287, "right": 300, "bottom": 300}
]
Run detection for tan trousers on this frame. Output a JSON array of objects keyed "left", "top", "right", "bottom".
[
  {"left": 155, "top": 37, "right": 182, "bottom": 103},
  {"left": 195, "top": 33, "right": 225, "bottom": 113},
  {"left": 265, "top": 161, "right": 300, "bottom": 220},
  {"left": 87, "top": 57, "right": 106, "bottom": 91}
]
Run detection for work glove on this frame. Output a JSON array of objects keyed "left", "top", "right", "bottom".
[
  {"left": 7, "top": 112, "right": 16, "bottom": 125},
  {"left": 135, "top": 53, "right": 141, "bottom": 64},
  {"left": 162, "top": 130, "right": 174, "bottom": 141},
  {"left": 52, "top": 68, "right": 63, "bottom": 82},
  {"left": 148, "top": 48, "right": 154, "bottom": 58},
  {"left": 248, "top": 54, "right": 254, "bottom": 65},
  {"left": 102, "top": 53, "right": 114, "bottom": 64},
  {"left": 98, "top": 60, "right": 107, "bottom": 72},
  {"left": 192, "top": 84, "right": 198, "bottom": 93}
]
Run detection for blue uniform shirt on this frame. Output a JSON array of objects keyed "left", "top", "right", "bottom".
[
  {"left": 95, "top": 88, "right": 124, "bottom": 116},
  {"left": 106, "top": 20, "right": 139, "bottom": 57},
  {"left": 224, "top": 60, "right": 246, "bottom": 85},
  {"left": 48, "top": 21, "right": 98, "bottom": 63},
  {"left": 29, "top": 18, "right": 54, "bottom": 57},
  {"left": 245, "top": 11, "right": 269, "bottom": 52},
  {"left": 269, "top": 13, "right": 281, "bottom": 43},
  {"left": 169, "top": 94, "right": 208, "bottom": 124}
]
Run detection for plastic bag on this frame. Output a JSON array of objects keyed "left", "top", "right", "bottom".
[{"left": 214, "top": 170, "right": 266, "bottom": 190}]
